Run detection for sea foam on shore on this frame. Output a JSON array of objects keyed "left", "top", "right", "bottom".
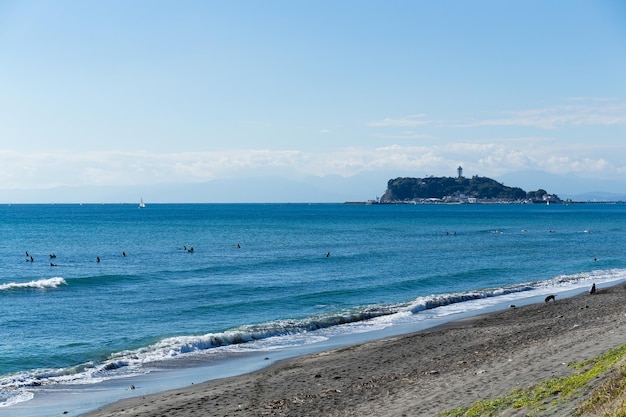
[{"left": 81, "top": 282, "right": 626, "bottom": 417}]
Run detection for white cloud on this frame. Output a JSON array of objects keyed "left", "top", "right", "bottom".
[
  {"left": 368, "top": 114, "right": 433, "bottom": 127},
  {"left": 0, "top": 138, "right": 625, "bottom": 194},
  {"left": 370, "top": 100, "right": 626, "bottom": 130},
  {"left": 459, "top": 103, "right": 626, "bottom": 129},
  {"left": 372, "top": 131, "right": 435, "bottom": 140}
]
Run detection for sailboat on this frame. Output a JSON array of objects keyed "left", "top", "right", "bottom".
[{"left": 139, "top": 197, "right": 146, "bottom": 209}]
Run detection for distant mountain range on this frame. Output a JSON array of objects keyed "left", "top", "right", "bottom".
[
  {"left": 495, "top": 170, "right": 626, "bottom": 201},
  {"left": 0, "top": 170, "right": 624, "bottom": 203}
]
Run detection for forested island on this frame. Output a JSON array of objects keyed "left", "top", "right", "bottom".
[{"left": 377, "top": 175, "right": 562, "bottom": 204}]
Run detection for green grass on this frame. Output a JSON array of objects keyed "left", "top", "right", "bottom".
[
  {"left": 438, "top": 344, "right": 626, "bottom": 417},
  {"left": 573, "top": 366, "right": 626, "bottom": 416}
]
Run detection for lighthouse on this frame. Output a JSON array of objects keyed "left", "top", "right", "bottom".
[{"left": 457, "top": 166, "right": 463, "bottom": 180}]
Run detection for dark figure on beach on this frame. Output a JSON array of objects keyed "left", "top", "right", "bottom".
[
  {"left": 590, "top": 283, "right": 597, "bottom": 294},
  {"left": 96, "top": 256, "right": 100, "bottom": 263},
  {"left": 545, "top": 295, "right": 556, "bottom": 303}
]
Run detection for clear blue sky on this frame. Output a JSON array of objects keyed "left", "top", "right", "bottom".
[{"left": 0, "top": 1, "right": 625, "bottom": 202}]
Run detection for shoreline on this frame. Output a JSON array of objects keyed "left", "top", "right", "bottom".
[{"left": 82, "top": 282, "right": 626, "bottom": 417}]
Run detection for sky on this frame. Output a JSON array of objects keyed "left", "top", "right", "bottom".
[{"left": 0, "top": 0, "right": 625, "bottom": 202}]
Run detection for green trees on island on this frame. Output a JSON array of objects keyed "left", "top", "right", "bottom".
[{"left": 381, "top": 176, "right": 558, "bottom": 203}]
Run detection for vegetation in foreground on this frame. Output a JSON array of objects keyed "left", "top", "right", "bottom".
[{"left": 438, "top": 344, "right": 626, "bottom": 417}]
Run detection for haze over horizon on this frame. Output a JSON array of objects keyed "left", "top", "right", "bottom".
[{"left": 1, "top": 1, "right": 625, "bottom": 203}]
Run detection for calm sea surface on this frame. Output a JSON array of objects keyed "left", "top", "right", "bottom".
[{"left": 1, "top": 203, "right": 625, "bottom": 414}]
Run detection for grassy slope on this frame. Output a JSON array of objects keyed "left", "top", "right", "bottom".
[{"left": 439, "top": 344, "right": 626, "bottom": 417}]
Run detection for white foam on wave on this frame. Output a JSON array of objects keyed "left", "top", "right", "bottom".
[
  {"left": 0, "top": 389, "right": 34, "bottom": 408},
  {"left": 0, "top": 306, "right": 398, "bottom": 404},
  {"left": 110, "top": 308, "right": 398, "bottom": 364},
  {"left": 542, "top": 268, "right": 626, "bottom": 289},
  {"left": 406, "top": 268, "right": 626, "bottom": 315},
  {"left": 0, "top": 277, "right": 67, "bottom": 291},
  {"left": 390, "top": 268, "right": 626, "bottom": 327},
  {"left": 3, "top": 268, "right": 626, "bottom": 408},
  {"left": 406, "top": 285, "right": 532, "bottom": 315}
]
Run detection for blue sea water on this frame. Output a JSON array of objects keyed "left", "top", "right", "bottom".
[{"left": 1, "top": 203, "right": 625, "bottom": 415}]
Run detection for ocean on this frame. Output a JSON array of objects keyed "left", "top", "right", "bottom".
[{"left": 1, "top": 203, "right": 625, "bottom": 416}]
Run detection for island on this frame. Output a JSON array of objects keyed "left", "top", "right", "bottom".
[{"left": 377, "top": 174, "right": 561, "bottom": 204}]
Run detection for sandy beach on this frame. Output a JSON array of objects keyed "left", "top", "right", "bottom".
[{"left": 84, "top": 283, "right": 626, "bottom": 417}]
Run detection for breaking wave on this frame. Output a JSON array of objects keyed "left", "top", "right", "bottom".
[
  {"left": 407, "top": 284, "right": 534, "bottom": 313},
  {"left": 0, "top": 277, "right": 67, "bottom": 292},
  {"left": 3, "top": 268, "right": 626, "bottom": 408},
  {"left": 407, "top": 268, "right": 626, "bottom": 314}
]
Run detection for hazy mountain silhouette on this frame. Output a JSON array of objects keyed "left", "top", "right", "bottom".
[
  {"left": 1, "top": 170, "right": 624, "bottom": 203},
  {"left": 496, "top": 170, "right": 626, "bottom": 201}
]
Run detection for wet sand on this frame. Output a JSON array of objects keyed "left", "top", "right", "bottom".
[{"left": 84, "top": 284, "right": 626, "bottom": 416}]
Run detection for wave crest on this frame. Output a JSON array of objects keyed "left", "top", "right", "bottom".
[
  {"left": 0, "top": 277, "right": 67, "bottom": 292},
  {"left": 130, "top": 306, "right": 399, "bottom": 359},
  {"left": 3, "top": 268, "right": 626, "bottom": 407},
  {"left": 407, "top": 285, "right": 534, "bottom": 314}
]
